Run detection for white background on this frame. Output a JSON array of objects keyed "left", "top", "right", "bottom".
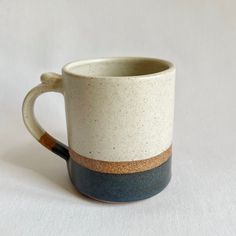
[{"left": 1, "top": 0, "right": 236, "bottom": 235}]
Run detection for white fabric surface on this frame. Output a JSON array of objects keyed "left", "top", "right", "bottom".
[{"left": 0, "top": 0, "right": 235, "bottom": 235}]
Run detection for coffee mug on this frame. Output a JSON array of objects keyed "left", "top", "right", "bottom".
[{"left": 22, "top": 57, "right": 175, "bottom": 202}]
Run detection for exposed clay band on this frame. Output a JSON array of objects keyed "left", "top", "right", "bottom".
[
  {"left": 69, "top": 146, "right": 172, "bottom": 174},
  {"left": 39, "top": 132, "right": 57, "bottom": 149}
]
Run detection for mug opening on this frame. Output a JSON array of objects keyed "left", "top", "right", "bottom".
[{"left": 63, "top": 57, "right": 174, "bottom": 78}]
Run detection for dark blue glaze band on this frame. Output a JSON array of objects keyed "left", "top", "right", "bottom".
[{"left": 67, "top": 157, "right": 171, "bottom": 202}]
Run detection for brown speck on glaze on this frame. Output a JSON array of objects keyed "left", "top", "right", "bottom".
[{"left": 69, "top": 145, "right": 172, "bottom": 174}]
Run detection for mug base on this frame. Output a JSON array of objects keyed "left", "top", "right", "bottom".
[{"left": 67, "top": 157, "right": 171, "bottom": 203}]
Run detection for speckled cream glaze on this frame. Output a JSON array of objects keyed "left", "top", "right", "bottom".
[{"left": 62, "top": 58, "right": 175, "bottom": 162}]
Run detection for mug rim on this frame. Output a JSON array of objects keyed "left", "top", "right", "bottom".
[{"left": 62, "top": 57, "right": 175, "bottom": 79}]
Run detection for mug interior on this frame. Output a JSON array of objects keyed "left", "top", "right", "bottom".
[{"left": 63, "top": 57, "right": 173, "bottom": 78}]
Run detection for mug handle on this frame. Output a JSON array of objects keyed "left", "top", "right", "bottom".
[{"left": 22, "top": 72, "right": 69, "bottom": 161}]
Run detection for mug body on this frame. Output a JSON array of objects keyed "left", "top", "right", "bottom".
[{"left": 62, "top": 57, "right": 175, "bottom": 202}]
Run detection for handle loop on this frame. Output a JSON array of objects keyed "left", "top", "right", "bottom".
[{"left": 22, "top": 73, "right": 69, "bottom": 161}]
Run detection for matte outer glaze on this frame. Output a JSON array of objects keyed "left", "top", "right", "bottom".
[
  {"left": 22, "top": 57, "right": 175, "bottom": 202},
  {"left": 68, "top": 157, "right": 172, "bottom": 202}
]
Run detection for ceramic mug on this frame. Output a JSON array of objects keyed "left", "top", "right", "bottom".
[{"left": 22, "top": 57, "right": 175, "bottom": 202}]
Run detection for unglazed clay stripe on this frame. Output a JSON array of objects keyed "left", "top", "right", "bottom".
[
  {"left": 69, "top": 145, "right": 172, "bottom": 174},
  {"left": 39, "top": 132, "right": 57, "bottom": 149}
]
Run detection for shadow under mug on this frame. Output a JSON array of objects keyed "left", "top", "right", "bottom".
[{"left": 22, "top": 57, "right": 175, "bottom": 202}]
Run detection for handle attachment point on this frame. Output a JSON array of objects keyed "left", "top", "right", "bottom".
[{"left": 40, "top": 72, "right": 62, "bottom": 84}]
